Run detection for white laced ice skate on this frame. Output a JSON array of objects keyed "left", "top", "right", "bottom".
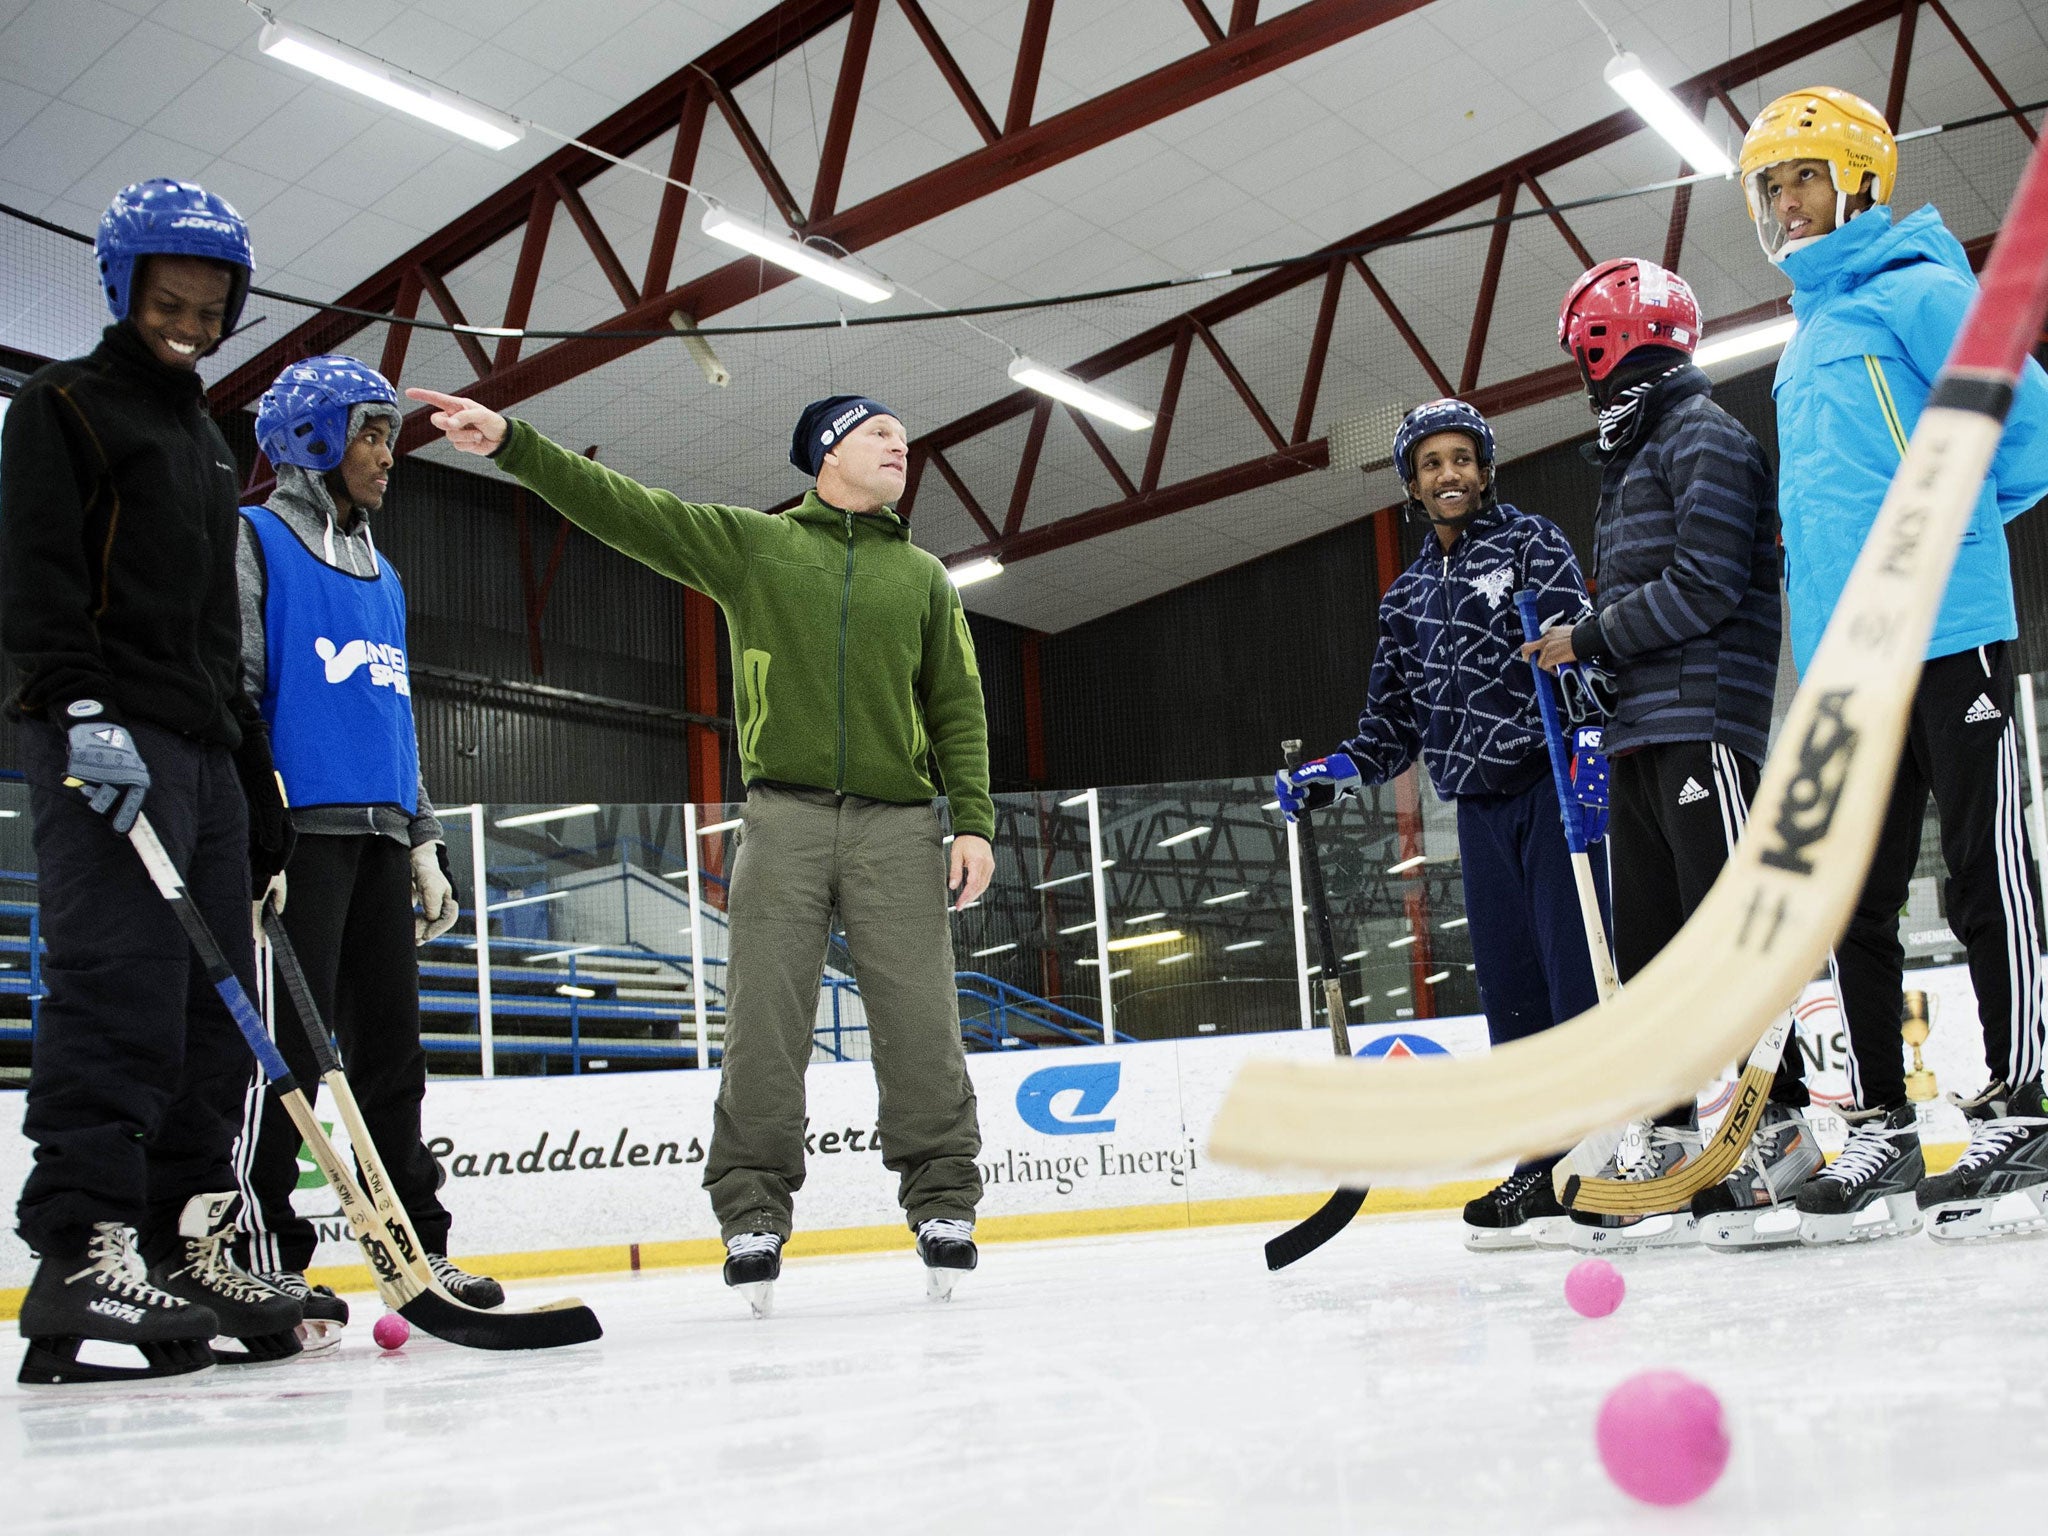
[
  {"left": 1918, "top": 1082, "right": 2048, "bottom": 1243},
  {"left": 1795, "top": 1104, "right": 1925, "bottom": 1245},
  {"left": 722, "top": 1232, "right": 782, "bottom": 1319},
  {"left": 916, "top": 1218, "right": 976, "bottom": 1300},
  {"left": 1563, "top": 1122, "right": 1703, "bottom": 1252},
  {"left": 1694, "top": 1102, "right": 1822, "bottom": 1251}
]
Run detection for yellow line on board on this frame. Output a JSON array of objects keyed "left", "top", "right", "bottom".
[{"left": 0, "top": 1147, "right": 1971, "bottom": 1321}]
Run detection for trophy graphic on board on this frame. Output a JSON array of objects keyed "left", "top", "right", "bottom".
[{"left": 1902, "top": 990, "right": 1938, "bottom": 1103}]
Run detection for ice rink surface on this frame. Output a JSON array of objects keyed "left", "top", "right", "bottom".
[{"left": 5, "top": 1211, "right": 2045, "bottom": 1535}]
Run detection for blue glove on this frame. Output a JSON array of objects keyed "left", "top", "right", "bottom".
[
  {"left": 61, "top": 699, "right": 150, "bottom": 834},
  {"left": 1274, "top": 752, "right": 1362, "bottom": 822},
  {"left": 1557, "top": 661, "right": 1617, "bottom": 724},
  {"left": 1569, "top": 725, "right": 1608, "bottom": 844}
]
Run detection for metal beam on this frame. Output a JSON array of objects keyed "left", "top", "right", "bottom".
[
  {"left": 215, "top": 0, "right": 1434, "bottom": 429},
  {"left": 811, "top": 0, "right": 881, "bottom": 221}
]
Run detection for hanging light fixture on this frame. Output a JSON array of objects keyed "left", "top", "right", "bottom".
[{"left": 700, "top": 206, "right": 895, "bottom": 304}]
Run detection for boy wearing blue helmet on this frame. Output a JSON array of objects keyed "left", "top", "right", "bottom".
[
  {"left": 1273, "top": 398, "right": 1607, "bottom": 1250},
  {"left": 228, "top": 355, "right": 498, "bottom": 1338},
  {"left": 1, "top": 179, "right": 301, "bottom": 1383}
]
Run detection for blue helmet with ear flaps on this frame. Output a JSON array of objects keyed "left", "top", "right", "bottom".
[
  {"left": 95, "top": 178, "right": 253, "bottom": 340},
  {"left": 256, "top": 355, "right": 399, "bottom": 472}
]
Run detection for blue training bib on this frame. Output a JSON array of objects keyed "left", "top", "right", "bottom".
[{"left": 245, "top": 506, "right": 420, "bottom": 814}]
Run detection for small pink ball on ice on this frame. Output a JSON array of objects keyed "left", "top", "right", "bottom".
[
  {"left": 1565, "top": 1258, "right": 1625, "bottom": 1318},
  {"left": 372, "top": 1312, "right": 411, "bottom": 1351}
]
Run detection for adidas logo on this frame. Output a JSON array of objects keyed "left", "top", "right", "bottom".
[
  {"left": 1678, "top": 777, "right": 1708, "bottom": 806},
  {"left": 87, "top": 1296, "right": 144, "bottom": 1325},
  {"left": 1964, "top": 693, "right": 2002, "bottom": 724}
]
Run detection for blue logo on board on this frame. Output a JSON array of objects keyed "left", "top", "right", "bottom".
[
  {"left": 1016, "top": 1062, "right": 1120, "bottom": 1135},
  {"left": 1355, "top": 1032, "right": 1450, "bottom": 1059}
]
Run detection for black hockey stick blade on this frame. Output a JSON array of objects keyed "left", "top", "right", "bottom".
[
  {"left": 1264, "top": 1187, "right": 1368, "bottom": 1271},
  {"left": 397, "top": 1287, "right": 603, "bottom": 1351}
]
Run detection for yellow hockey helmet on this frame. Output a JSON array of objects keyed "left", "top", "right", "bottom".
[{"left": 1739, "top": 86, "right": 1897, "bottom": 260}]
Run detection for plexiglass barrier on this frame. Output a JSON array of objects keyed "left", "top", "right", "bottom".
[{"left": 2, "top": 682, "right": 2047, "bottom": 1086}]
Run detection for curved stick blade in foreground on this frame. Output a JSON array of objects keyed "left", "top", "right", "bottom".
[{"left": 1209, "top": 135, "right": 2048, "bottom": 1183}]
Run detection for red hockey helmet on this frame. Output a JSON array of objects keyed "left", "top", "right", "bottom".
[{"left": 1557, "top": 258, "right": 1701, "bottom": 385}]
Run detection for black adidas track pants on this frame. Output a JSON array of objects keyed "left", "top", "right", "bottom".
[
  {"left": 1606, "top": 738, "right": 1810, "bottom": 1126},
  {"left": 1834, "top": 642, "right": 2046, "bottom": 1111}
]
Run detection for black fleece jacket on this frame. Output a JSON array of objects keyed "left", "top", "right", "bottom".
[{"left": 1, "top": 323, "right": 257, "bottom": 748}]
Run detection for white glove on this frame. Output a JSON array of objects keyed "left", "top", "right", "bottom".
[
  {"left": 253, "top": 870, "right": 288, "bottom": 927},
  {"left": 412, "top": 841, "right": 459, "bottom": 945}
]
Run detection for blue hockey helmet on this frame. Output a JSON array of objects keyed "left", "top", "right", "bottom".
[
  {"left": 256, "top": 355, "right": 400, "bottom": 472},
  {"left": 1392, "top": 397, "right": 1496, "bottom": 489},
  {"left": 95, "top": 178, "right": 254, "bottom": 338}
]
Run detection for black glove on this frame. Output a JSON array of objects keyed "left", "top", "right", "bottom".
[
  {"left": 59, "top": 698, "right": 150, "bottom": 834},
  {"left": 233, "top": 721, "right": 295, "bottom": 895}
]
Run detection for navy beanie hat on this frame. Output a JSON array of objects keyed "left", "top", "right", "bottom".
[{"left": 790, "top": 394, "right": 897, "bottom": 476}]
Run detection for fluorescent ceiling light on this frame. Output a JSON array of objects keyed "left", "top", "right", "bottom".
[
  {"left": 1158, "top": 953, "right": 1193, "bottom": 966},
  {"left": 1384, "top": 987, "right": 1409, "bottom": 998},
  {"left": 259, "top": 21, "right": 525, "bottom": 150},
  {"left": 1030, "top": 861, "right": 1114, "bottom": 891},
  {"left": 971, "top": 942, "right": 1019, "bottom": 957},
  {"left": 487, "top": 889, "right": 569, "bottom": 912},
  {"left": 1157, "top": 825, "right": 1211, "bottom": 849},
  {"left": 1224, "top": 939, "right": 1264, "bottom": 951},
  {"left": 1388, "top": 935, "right": 1417, "bottom": 949},
  {"left": 1203, "top": 890, "right": 1249, "bottom": 905},
  {"left": 1109, "top": 969, "right": 1132, "bottom": 980},
  {"left": 495, "top": 803, "right": 599, "bottom": 828},
  {"left": 1423, "top": 970, "right": 1451, "bottom": 985},
  {"left": 1058, "top": 921, "right": 1097, "bottom": 935},
  {"left": 948, "top": 557, "right": 1003, "bottom": 588},
  {"left": 1262, "top": 800, "right": 1282, "bottom": 811},
  {"left": 527, "top": 945, "right": 601, "bottom": 963},
  {"left": 1107, "top": 928, "right": 1185, "bottom": 952},
  {"left": 1694, "top": 317, "right": 1797, "bottom": 368},
  {"left": 701, "top": 206, "right": 894, "bottom": 304},
  {"left": 555, "top": 983, "right": 597, "bottom": 999},
  {"left": 1603, "top": 53, "right": 1735, "bottom": 176},
  {"left": 1007, "top": 355, "right": 1155, "bottom": 432},
  {"left": 0, "top": 809, "right": 16, "bottom": 819},
  {"left": 1439, "top": 916, "right": 1469, "bottom": 930},
  {"left": 1387, "top": 854, "right": 1427, "bottom": 874},
  {"left": 1342, "top": 949, "right": 1367, "bottom": 962},
  {"left": 698, "top": 817, "right": 744, "bottom": 837},
  {"left": 1058, "top": 792, "right": 1092, "bottom": 807},
  {"left": 1124, "top": 912, "right": 1167, "bottom": 926}
]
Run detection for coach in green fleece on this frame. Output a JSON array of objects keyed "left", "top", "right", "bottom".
[{"left": 409, "top": 386, "right": 992, "bottom": 1269}]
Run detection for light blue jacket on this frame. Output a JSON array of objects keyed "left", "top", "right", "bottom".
[{"left": 1774, "top": 204, "right": 2048, "bottom": 673}]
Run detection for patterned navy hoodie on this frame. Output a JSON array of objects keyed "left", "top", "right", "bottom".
[{"left": 1341, "top": 501, "right": 1592, "bottom": 800}]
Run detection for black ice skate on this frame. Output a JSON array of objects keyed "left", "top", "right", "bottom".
[
  {"left": 427, "top": 1253, "right": 505, "bottom": 1310},
  {"left": 259, "top": 1270, "right": 351, "bottom": 1350},
  {"left": 723, "top": 1232, "right": 783, "bottom": 1318},
  {"left": 1461, "top": 1165, "right": 1567, "bottom": 1251},
  {"left": 148, "top": 1193, "right": 303, "bottom": 1363},
  {"left": 1693, "top": 1102, "right": 1823, "bottom": 1251},
  {"left": 1918, "top": 1079, "right": 2048, "bottom": 1243},
  {"left": 916, "top": 1218, "right": 977, "bottom": 1300},
  {"left": 1565, "top": 1122, "right": 1703, "bottom": 1252},
  {"left": 1795, "top": 1103, "right": 1924, "bottom": 1245},
  {"left": 17, "top": 1222, "right": 218, "bottom": 1387}
]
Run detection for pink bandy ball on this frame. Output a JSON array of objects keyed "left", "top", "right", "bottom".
[
  {"left": 1596, "top": 1370, "right": 1730, "bottom": 1507},
  {"left": 372, "top": 1312, "right": 411, "bottom": 1351},
  {"left": 1565, "top": 1258, "right": 1625, "bottom": 1318}
]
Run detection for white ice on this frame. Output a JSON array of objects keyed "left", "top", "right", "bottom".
[{"left": 6, "top": 1213, "right": 2045, "bottom": 1535}]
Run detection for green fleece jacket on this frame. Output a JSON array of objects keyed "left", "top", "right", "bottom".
[{"left": 493, "top": 419, "right": 994, "bottom": 840}]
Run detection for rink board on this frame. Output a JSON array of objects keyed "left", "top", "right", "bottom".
[{"left": 0, "top": 965, "right": 1989, "bottom": 1307}]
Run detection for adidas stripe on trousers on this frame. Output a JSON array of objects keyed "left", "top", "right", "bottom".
[
  {"left": 1605, "top": 737, "right": 1811, "bottom": 1125},
  {"left": 1835, "top": 641, "right": 2046, "bottom": 1110}
]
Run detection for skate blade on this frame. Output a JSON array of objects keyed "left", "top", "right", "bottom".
[
  {"left": 1462, "top": 1218, "right": 1559, "bottom": 1252},
  {"left": 295, "top": 1318, "right": 347, "bottom": 1353},
  {"left": 17, "top": 1335, "right": 216, "bottom": 1388},
  {"left": 925, "top": 1267, "right": 962, "bottom": 1302},
  {"left": 1701, "top": 1205, "right": 1803, "bottom": 1251},
  {"left": 209, "top": 1328, "right": 305, "bottom": 1366},
  {"left": 1565, "top": 1213, "right": 1699, "bottom": 1252},
  {"left": 733, "top": 1281, "right": 774, "bottom": 1319},
  {"left": 1798, "top": 1192, "right": 1923, "bottom": 1247},
  {"left": 1926, "top": 1188, "right": 2048, "bottom": 1244}
]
